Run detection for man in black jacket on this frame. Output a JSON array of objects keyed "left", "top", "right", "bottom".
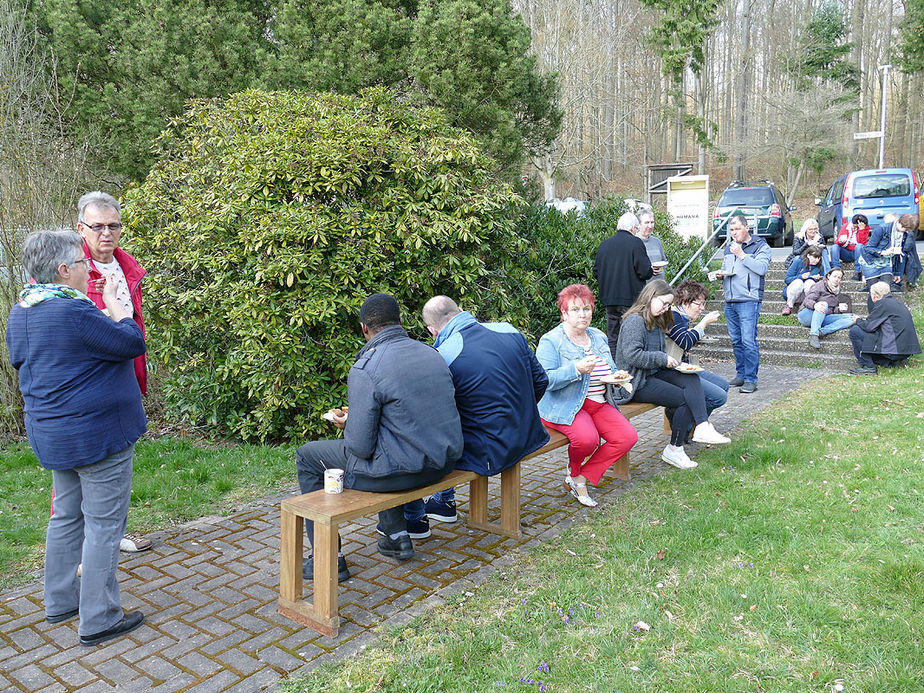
[
  {"left": 296, "top": 294, "right": 463, "bottom": 580},
  {"left": 848, "top": 281, "right": 921, "bottom": 374},
  {"left": 593, "top": 212, "right": 654, "bottom": 359}
]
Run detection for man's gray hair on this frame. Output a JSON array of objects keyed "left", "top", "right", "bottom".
[
  {"left": 637, "top": 209, "right": 655, "bottom": 223},
  {"left": 422, "top": 295, "right": 461, "bottom": 330},
  {"left": 617, "top": 212, "right": 640, "bottom": 232},
  {"left": 78, "top": 191, "right": 120, "bottom": 222},
  {"left": 21, "top": 229, "right": 84, "bottom": 284},
  {"left": 869, "top": 281, "right": 891, "bottom": 299}
]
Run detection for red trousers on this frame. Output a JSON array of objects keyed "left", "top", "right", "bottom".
[{"left": 542, "top": 399, "right": 638, "bottom": 485}]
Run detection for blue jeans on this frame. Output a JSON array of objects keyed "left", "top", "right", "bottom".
[
  {"left": 699, "top": 370, "right": 729, "bottom": 415},
  {"left": 830, "top": 244, "right": 862, "bottom": 266},
  {"left": 724, "top": 301, "right": 760, "bottom": 384},
  {"left": 797, "top": 308, "right": 856, "bottom": 336},
  {"left": 45, "top": 444, "right": 134, "bottom": 636},
  {"left": 402, "top": 499, "right": 427, "bottom": 523}
]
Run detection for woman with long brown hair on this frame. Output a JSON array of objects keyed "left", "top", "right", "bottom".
[{"left": 612, "top": 280, "right": 730, "bottom": 470}]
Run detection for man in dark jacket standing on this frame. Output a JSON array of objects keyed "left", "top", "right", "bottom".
[
  {"left": 296, "top": 294, "right": 463, "bottom": 581},
  {"left": 415, "top": 296, "right": 549, "bottom": 523},
  {"left": 594, "top": 212, "right": 654, "bottom": 359},
  {"left": 848, "top": 281, "right": 921, "bottom": 374}
]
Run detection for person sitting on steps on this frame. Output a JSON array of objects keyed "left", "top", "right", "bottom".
[
  {"left": 782, "top": 246, "right": 827, "bottom": 316},
  {"left": 798, "top": 267, "right": 857, "bottom": 350}
]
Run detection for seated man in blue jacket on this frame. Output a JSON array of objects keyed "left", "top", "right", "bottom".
[
  {"left": 416, "top": 295, "right": 550, "bottom": 523},
  {"left": 296, "top": 293, "right": 463, "bottom": 582}
]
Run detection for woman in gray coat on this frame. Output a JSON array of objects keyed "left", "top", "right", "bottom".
[{"left": 613, "top": 280, "right": 731, "bottom": 469}]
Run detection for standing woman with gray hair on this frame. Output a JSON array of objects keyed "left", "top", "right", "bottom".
[{"left": 6, "top": 229, "right": 147, "bottom": 645}]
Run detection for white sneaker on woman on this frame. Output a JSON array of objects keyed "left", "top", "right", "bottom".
[
  {"left": 691, "top": 421, "right": 731, "bottom": 445},
  {"left": 661, "top": 445, "right": 697, "bottom": 469}
]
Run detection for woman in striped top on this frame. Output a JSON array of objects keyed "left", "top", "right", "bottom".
[{"left": 536, "top": 284, "right": 639, "bottom": 507}]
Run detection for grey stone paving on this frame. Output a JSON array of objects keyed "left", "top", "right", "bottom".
[{"left": 0, "top": 362, "right": 823, "bottom": 692}]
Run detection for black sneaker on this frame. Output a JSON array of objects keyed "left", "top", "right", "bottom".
[
  {"left": 739, "top": 381, "right": 757, "bottom": 393},
  {"left": 808, "top": 334, "right": 821, "bottom": 349},
  {"left": 377, "top": 534, "right": 414, "bottom": 561},
  {"left": 425, "top": 497, "right": 458, "bottom": 523},
  {"left": 302, "top": 554, "right": 351, "bottom": 582},
  {"left": 376, "top": 516, "right": 431, "bottom": 539},
  {"left": 728, "top": 377, "right": 745, "bottom": 387},
  {"left": 848, "top": 365, "right": 877, "bottom": 375},
  {"left": 79, "top": 610, "right": 145, "bottom": 646}
]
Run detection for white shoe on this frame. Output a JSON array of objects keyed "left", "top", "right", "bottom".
[
  {"left": 691, "top": 421, "right": 731, "bottom": 445},
  {"left": 565, "top": 475, "right": 598, "bottom": 507},
  {"left": 661, "top": 445, "right": 698, "bottom": 469}
]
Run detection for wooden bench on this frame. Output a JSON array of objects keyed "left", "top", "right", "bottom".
[{"left": 278, "top": 401, "right": 658, "bottom": 636}]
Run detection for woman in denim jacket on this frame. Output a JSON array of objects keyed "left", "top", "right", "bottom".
[{"left": 536, "top": 284, "right": 638, "bottom": 507}]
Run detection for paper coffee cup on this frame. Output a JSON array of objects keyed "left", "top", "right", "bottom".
[{"left": 324, "top": 468, "right": 344, "bottom": 494}]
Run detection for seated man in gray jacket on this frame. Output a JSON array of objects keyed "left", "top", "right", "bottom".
[{"left": 296, "top": 293, "right": 463, "bottom": 582}]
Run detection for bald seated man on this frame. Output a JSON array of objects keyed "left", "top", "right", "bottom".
[
  {"left": 848, "top": 281, "right": 921, "bottom": 375},
  {"left": 411, "top": 296, "right": 550, "bottom": 523}
]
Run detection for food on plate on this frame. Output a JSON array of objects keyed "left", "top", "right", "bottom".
[{"left": 675, "top": 362, "right": 704, "bottom": 373}]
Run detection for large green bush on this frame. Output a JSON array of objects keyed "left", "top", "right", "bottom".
[
  {"left": 515, "top": 198, "right": 712, "bottom": 336},
  {"left": 123, "top": 88, "right": 530, "bottom": 442}
]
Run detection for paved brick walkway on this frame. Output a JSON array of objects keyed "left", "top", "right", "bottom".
[{"left": 0, "top": 363, "right": 824, "bottom": 692}]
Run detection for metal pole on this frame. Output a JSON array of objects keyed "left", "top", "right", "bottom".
[
  {"left": 878, "top": 64, "right": 891, "bottom": 169},
  {"left": 669, "top": 215, "right": 731, "bottom": 285}
]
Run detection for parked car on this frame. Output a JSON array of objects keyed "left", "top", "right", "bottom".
[
  {"left": 815, "top": 168, "right": 921, "bottom": 240},
  {"left": 712, "top": 180, "right": 795, "bottom": 247}
]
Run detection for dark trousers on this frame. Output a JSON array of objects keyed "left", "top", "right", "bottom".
[
  {"left": 848, "top": 325, "right": 906, "bottom": 368},
  {"left": 605, "top": 304, "right": 631, "bottom": 361},
  {"left": 631, "top": 369, "right": 708, "bottom": 446},
  {"left": 296, "top": 439, "right": 405, "bottom": 549}
]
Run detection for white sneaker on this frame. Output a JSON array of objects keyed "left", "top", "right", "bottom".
[
  {"left": 691, "top": 421, "right": 731, "bottom": 445},
  {"left": 661, "top": 445, "right": 698, "bottom": 469}
]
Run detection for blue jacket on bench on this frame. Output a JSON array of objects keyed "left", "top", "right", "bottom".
[{"left": 434, "top": 312, "right": 549, "bottom": 476}]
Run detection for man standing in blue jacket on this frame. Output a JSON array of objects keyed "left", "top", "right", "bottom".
[
  {"left": 416, "top": 296, "right": 550, "bottom": 523},
  {"left": 718, "top": 214, "right": 772, "bottom": 393},
  {"left": 296, "top": 294, "right": 463, "bottom": 582}
]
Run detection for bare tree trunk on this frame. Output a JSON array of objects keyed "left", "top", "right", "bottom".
[{"left": 734, "top": 0, "right": 752, "bottom": 181}]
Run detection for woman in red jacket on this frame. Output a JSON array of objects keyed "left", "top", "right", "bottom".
[{"left": 831, "top": 214, "right": 870, "bottom": 280}]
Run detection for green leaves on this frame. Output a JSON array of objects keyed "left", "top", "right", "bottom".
[{"left": 123, "top": 88, "right": 527, "bottom": 442}]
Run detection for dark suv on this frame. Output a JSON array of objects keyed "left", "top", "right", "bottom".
[{"left": 712, "top": 180, "right": 795, "bottom": 247}]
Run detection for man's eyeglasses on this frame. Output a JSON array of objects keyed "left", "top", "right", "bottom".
[{"left": 81, "top": 222, "right": 122, "bottom": 233}]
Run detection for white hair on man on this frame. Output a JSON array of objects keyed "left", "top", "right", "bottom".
[
  {"left": 869, "top": 281, "right": 891, "bottom": 300},
  {"left": 617, "top": 212, "right": 640, "bottom": 232}
]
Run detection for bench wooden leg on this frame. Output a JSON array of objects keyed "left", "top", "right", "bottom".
[
  {"left": 468, "top": 474, "right": 488, "bottom": 526},
  {"left": 499, "top": 463, "right": 522, "bottom": 538},
  {"left": 278, "top": 507, "right": 303, "bottom": 604},
  {"left": 277, "top": 517, "right": 341, "bottom": 638},
  {"left": 609, "top": 451, "right": 631, "bottom": 481},
  {"left": 466, "top": 468, "right": 522, "bottom": 539}
]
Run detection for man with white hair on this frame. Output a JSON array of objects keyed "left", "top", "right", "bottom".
[
  {"left": 636, "top": 209, "right": 667, "bottom": 282},
  {"left": 847, "top": 281, "right": 921, "bottom": 374},
  {"left": 76, "top": 191, "right": 152, "bottom": 553},
  {"left": 593, "top": 212, "right": 654, "bottom": 358}
]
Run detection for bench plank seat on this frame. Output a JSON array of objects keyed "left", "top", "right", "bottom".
[{"left": 278, "top": 401, "right": 658, "bottom": 635}]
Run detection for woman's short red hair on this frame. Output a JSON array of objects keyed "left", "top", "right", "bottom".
[{"left": 557, "top": 283, "right": 595, "bottom": 314}]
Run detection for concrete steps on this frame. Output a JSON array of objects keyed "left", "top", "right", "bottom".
[{"left": 698, "top": 261, "right": 868, "bottom": 370}]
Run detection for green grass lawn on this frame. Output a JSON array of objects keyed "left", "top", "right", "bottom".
[
  {"left": 282, "top": 363, "right": 924, "bottom": 692},
  {"left": 0, "top": 436, "right": 295, "bottom": 588}
]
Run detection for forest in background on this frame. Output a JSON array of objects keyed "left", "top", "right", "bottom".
[
  {"left": 4, "top": 0, "right": 923, "bottom": 206},
  {"left": 518, "top": 0, "right": 924, "bottom": 201}
]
